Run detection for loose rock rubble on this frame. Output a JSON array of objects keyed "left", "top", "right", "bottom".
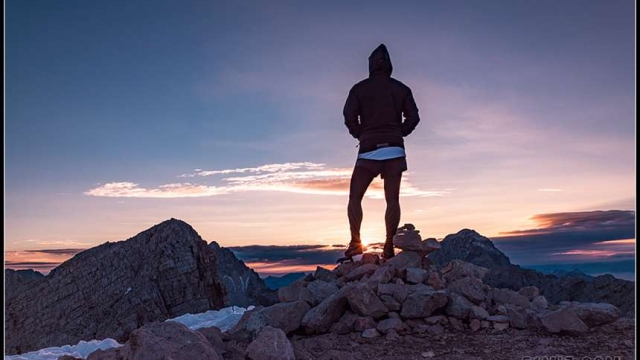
[{"left": 56, "top": 224, "right": 633, "bottom": 360}]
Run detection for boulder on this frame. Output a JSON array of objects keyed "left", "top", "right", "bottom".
[
  {"left": 539, "top": 308, "right": 589, "bottom": 334},
  {"left": 119, "top": 321, "right": 222, "bottom": 360},
  {"left": 347, "top": 288, "right": 388, "bottom": 319},
  {"left": 440, "top": 260, "right": 489, "bottom": 282},
  {"left": 563, "top": 302, "right": 621, "bottom": 326},
  {"left": 345, "top": 264, "right": 380, "bottom": 282},
  {"left": 333, "top": 262, "right": 359, "bottom": 278},
  {"left": 447, "top": 276, "right": 486, "bottom": 303},
  {"left": 314, "top": 267, "right": 337, "bottom": 282},
  {"left": 490, "top": 288, "right": 530, "bottom": 309},
  {"left": 445, "top": 293, "right": 473, "bottom": 319},
  {"left": 307, "top": 280, "right": 340, "bottom": 306},
  {"left": 377, "top": 283, "right": 411, "bottom": 303},
  {"left": 86, "top": 349, "right": 122, "bottom": 360},
  {"left": 245, "top": 326, "right": 295, "bottom": 360},
  {"left": 368, "top": 265, "right": 396, "bottom": 284},
  {"left": 400, "top": 290, "right": 448, "bottom": 319},
  {"left": 387, "top": 251, "right": 422, "bottom": 274},
  {"left": 228, "top": 300, "right": 310, "bottom": 340},
  {"left": 196, "top": 326, "right": 225, "bottom": 351},
  {"left": 278, "top": 281, "right": 314, "bottom": 303},
  {"left": 406, "top": 267, "right": 428, "bottom": 284},
  {"left": 301, "top": 293, "right": 348, "bottom": 334},
  {"left": 506, "top": 305, "right": 528, "bottom": 329}
]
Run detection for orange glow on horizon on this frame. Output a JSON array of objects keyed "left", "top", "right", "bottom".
[{"left": 245, "top": 261, "right": 337, "bottom": 276}]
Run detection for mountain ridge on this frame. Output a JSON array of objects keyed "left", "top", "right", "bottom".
[{"left": 5, "top": 218, "right": 275, "bottom": 355}]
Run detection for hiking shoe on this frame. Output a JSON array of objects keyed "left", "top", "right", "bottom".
[
  {"left": 344, "top": 241, "right": 365, "bottom": 258},
  {"left": 382, "top": 241, "right": 395, "bottom": 259}
]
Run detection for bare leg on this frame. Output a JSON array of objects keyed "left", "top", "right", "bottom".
[
  {"left": 348, "top": 166, "right": 377, "bottom": 244},
  {"left": 384, "top": 173, "right": 402, "bottom": 242}
]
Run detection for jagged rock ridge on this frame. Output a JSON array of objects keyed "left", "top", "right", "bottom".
[
  {"left": 5, "top": 269, "right": 46, "bottom": 301},
  {"left": 209, "top": 241, "right": 277, "bottom": 307},
  {"left": 427, "top": 229, "right": 635, "bottom": 316},
  {"left": 5, "top": 218, "right": 274, "bottom": 355}
]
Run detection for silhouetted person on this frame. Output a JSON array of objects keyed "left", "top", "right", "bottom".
[{"left": 343, "top": 43, "right": 420, "bottom": 260}]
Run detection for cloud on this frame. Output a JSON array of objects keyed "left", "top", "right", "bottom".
[
  {"left": 4, "top": 261, "right": 61, "bottom": 272},
  {"left": 500, "top": 210, "right": 635, "bottom": 236},
  {"left": 228, "top": 243, "right": 391, "bottom": 276},
  {"left": 5, "top": 261, "right": 61, "bottom": 267},
  {"left": 85, "top": 162, "right": 447, "bottom": 199},
  {"left": 180, "top": 162, "right": 325, "bottom": 178},
  {"left": 84, "top": 182, "right": 230, "bottom": 198},
  {"left": 538, "top": 188, "right": 564, "bottom": 192},
  {"left": 228, "top": 244, "right": 345, "bottom": 265},
  {"left": 493, "top": 210, "right": 636, "bottom": 266},
  {"left": 10, "top": 248, "right": 86, "bottom": 256}
]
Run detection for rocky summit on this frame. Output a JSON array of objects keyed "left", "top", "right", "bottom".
[
  {"left": 73, "top": 224, "right": 633, "bottom": 360},
  {"left": 5, "top": 218, "right": 276, "bottom": 355},
  {"left": 427, "top": 228, "right": 635, "bottom": 316}
]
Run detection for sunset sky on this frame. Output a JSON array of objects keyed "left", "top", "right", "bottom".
[{"left": 5, "top": 0, "right": 635, "bottom": 279}]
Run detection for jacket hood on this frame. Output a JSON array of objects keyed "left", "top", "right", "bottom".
[{"left": 368, "top": 43, "right": 393, "bottom": 77}]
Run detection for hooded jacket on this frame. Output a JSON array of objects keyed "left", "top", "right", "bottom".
[{"left": 343, "top": 44, "right": 420, "bottom": 154}]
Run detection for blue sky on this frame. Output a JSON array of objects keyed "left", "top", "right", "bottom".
[{"left": 5, "top": 0, "right": 635, "bottom": 276}]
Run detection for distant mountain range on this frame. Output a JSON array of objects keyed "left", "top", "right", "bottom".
[{"left": 263, "top": 272, "right": 308, "bottom": 290}]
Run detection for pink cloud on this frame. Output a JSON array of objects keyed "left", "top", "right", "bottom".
[{"left": 86, "top": 162, "right": 448, "bottom": 199}]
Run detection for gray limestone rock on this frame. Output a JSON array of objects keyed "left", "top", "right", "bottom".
[
  {"left": 301, "top": 293, "right": 348, "bottom": 334},
  {"left": 400, "top": 290, "right": 448, "bottom": 319},
  {"left": 6, "top": 219, "right": 229, "bottom": 355},
  {"left": 245, "top": 326, "right": 295, "bottom": 360},
  {"left": 539, "top": 308, "right": 589, "bottom": 334}
]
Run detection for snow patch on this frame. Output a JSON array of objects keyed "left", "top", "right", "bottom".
[
  {"left": 166, "top": 305, "right": 254, "bottom": 332},
  {"left": 4, "top": 339, "right": 123, "bottom": 360},
  {"left": 5, "top": 305, "right": 252, "bottom": 360}
]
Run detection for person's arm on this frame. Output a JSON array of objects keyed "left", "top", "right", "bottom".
[
  {"left": 343, "top": 86, "right": 362, "bottom": 139},
  {"left": 401, "top": 87, "right": 420, "bottom": 137}
]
